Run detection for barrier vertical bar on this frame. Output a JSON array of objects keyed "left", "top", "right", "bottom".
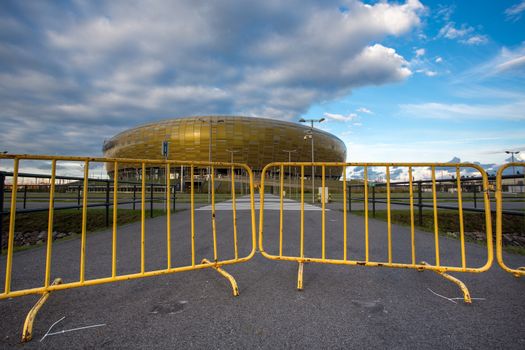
[
  {"left": 481, "top": 167, "right": 494, "bottom": 269},
  {"left": 386, "top": 165, "right": 392, "bottom": 264},
  {"left": 343, "top": 165, "right": 347, "bottom": 261},
  {"left": 80, "top": 160, "right": 89, "bottom": 283},
  {"left": 44, "top": 160, "right": 56, "bottom": 288},
  {"left": 364, "top": 166, "right": 369, "bottom": 263},
  {"left": 231, "top": 164, "right": 238, "bottom": 260},
  {"left": 279, "top": 164, "right": 284, "bottom": 257},
  {"left": 141, "top": 163, "right": 145, "bottom": 274},
  {"left": 408, "top": 167, "right": 416, "bottom": 265},
  {"left": 431, "top": 166, "right": 440, "bottom": 267},
  {"left": 112, "top": 162, "right": 118, "bottom": 277},
  {"left": 322, "top": 165, "right": 326, "bottom": 259},
  {"left": 300, "top": 165, "right": 304, "bottom": 259},
  {"left": 456, "top": 166, "right": 466, "bottom": 270},
  {"left": 4, "top": 158, "right": 18, "bottom": 293},
  {"left": 190, "top": 165, "right": 195, "bottom": 267},
  {"left": 166, "top": 163, "right": 171, "bottom": 269},
  {"left": 211, "top": 165, "right": 218, "bottom": 262}
]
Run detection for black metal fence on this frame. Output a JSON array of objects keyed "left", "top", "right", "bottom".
[
  {"left": 346, "top": 174, "right": 524, "bottom": 225},
  {"left": 0, "top": 171, "right": 179, "bottom": 249}
]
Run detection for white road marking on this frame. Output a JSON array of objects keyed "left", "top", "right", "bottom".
[{"left": 196, "top": 194, "right": 328, "bottom": 211}]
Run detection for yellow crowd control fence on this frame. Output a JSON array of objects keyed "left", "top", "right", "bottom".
[
  {"left": 258, "top": 162, "right": 494, "bottom": 304},
  {"left": 496, "top": 162, "right": 525, "bottom": 277},
  {"left": 0, "top": 154, "right": 256, "bottom": 341}
]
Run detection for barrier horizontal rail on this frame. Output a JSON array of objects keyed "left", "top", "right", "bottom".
[
  {"left": 0, "top": 154, "right": 256, "bottom": 341},
  {"left": 496, "top": 162, "right": 525, "bottom": 277},
  {"left": 258, "top": 162, "right": 494, "bottom": 303}
]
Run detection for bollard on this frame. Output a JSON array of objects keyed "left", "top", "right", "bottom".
[
  {"left": 418, "top": 181, "right": 423, "bottom": 226},
  {"left": 105, "top": 181, "right": 110, "bottom": 227},
  {"left": 473, "top": 183, "right": 477, "bottom": 209},
  {"left": 150, "top": 183, "right": 154, "bottom": 218},
  {"left": 77, "top": 185, "right": 81, "bottom": 210},
  {"left": 133, "top": 184, "right": 137, "bottom": 210},
  {"left": 372, "top": 185, "right": 376, "bottom": 218},
  {"left": 23, "top": 185, "right": 27, "bottom": 209},
  {"left": 348, "top": 184, "right": 351, "bottom": 212},
  {"left": 0, "top": 173, "right": 5, "bottom": 251},
  {"left": 172, "top": 185, "right": 176, "bottom": 212}
]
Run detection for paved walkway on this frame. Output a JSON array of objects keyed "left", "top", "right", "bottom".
[{"left": 196, "top": 194, "right": 327, "bottom": 211}]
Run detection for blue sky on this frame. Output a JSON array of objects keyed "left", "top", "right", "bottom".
[{"left": 1, "top": 0, "right": 524, "bottom": 173}]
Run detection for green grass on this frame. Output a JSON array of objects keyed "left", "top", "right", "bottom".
[
  {"left": 350, "top": 209, "right": 525, "bottom": 255},
  {"left": 1, "top": 208, "right": 167, "bottom": 254}
]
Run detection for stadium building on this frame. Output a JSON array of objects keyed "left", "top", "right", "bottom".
[{"left": 102, "top": 116, "right": 347, "bottom": 182}]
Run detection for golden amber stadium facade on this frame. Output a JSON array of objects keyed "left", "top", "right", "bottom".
[{"left": 102, "top": 116, "right": 347, "bottom": 179}]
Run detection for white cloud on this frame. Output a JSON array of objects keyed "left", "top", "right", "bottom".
[
  {"left": 399, "top": 101, "right": 525, "bottom": 120},
  {"left": 356, "top": 107, "right": 373, "bottom": 114},
  {"left": 438, "top": 22, "right": 488, "bottom": 45},
  {"left": 462, "top": 43, "right": 525, "bottom": 79},
  {"left": 0, "top": 0, "right": 425, "bottom": 155},
  {"left": 323, "top": 112, "right": 358, "bottom": 122},
  {"left": 463, "top": 35, "right": 488, "bottom": 45},
  {"left": 415, "top": 69, "right": 437, "bottom": 77},
  {"left": 505, "top": 0, "right": 525, "bottom": 21},
  {"left": 415, "top": 48, "right": 425, "bottom": 57},
  {"left": 439, "top": 22, "right": 473, "bottom": 39},
  {"left": 496, "top": 55, "right": 525, "bottom": 72},
  {"left": 435, "top": 56, "right": 443, "bottom": 63}
]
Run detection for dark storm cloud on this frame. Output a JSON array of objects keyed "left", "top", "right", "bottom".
[{"left": 0, "top": 0, "right": 424, "bottom": 156}]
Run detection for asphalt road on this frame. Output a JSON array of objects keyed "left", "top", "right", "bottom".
[{"left": 0, "top": 194, "right": 524, "bottom": 349}]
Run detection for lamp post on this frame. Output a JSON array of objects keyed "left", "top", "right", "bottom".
[
  {"left": 283, "top": 149, "right": 296, "bottom": 198},
  {"left": 505, "top": 150, "right": 520, "bottom": 193},
  {"left": 299, "top": 118, "right": 325, "bottom": 203},
  {"left": 226, "top": 149, "right": 240, "bottom": 194},
  {"left": 226, "top": 149, "right": 239, "bottom": 164},
  {"left": 199, "top": 118, "right": 224, "bottom": 203}
]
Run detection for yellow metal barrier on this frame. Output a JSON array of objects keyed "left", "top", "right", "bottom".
[
  {"left": 496, "top": 162, "right": 525, "bottom": 277},
  {"left": 259, "top": 162, "right": 494, "bottom": 303},
  {"left": 0, "top": 154, "right": 256, "bottom": 341}
]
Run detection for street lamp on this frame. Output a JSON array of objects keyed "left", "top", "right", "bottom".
[
  {"left": 226, "top": 149, "right": 240, "bottom": 194},
  {"left": 199, "top": 117, "right": 224, "bottom": 203},
  {"left": 283, "top": 149, "right": 296, "bottom": 198},
  {"left": 505, "top": 150, "right": 520, "bottom": 193},
  {"left": 225, "top": 149, "right": 240, "bottom": 164},
  {"left": 299, "top": 117, "right": 325, "bottom": 203}
]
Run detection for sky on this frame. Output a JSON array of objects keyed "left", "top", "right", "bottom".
[{"left": 1, "top": 0, "right": 524, "bottom": 177}]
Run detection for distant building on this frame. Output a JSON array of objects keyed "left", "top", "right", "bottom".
[{"left": 102, "top": 116, "right": 347, "bottom": 181}]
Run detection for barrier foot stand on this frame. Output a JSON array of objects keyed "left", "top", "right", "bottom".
[
  {"left": 421, "top": 262, "right": 471, "bottom": 304},
  {"left": 22, "top": 278, "right": 63, "bottom": 342},
  {"left": 297, "top": 262, "right": 304, "bottom": 291},
  {"left": 201, "top": 259, "right": 239, "bottom": 297},
  {"left": 513, "top": 267, "right": 525, "bottom": 278}
]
